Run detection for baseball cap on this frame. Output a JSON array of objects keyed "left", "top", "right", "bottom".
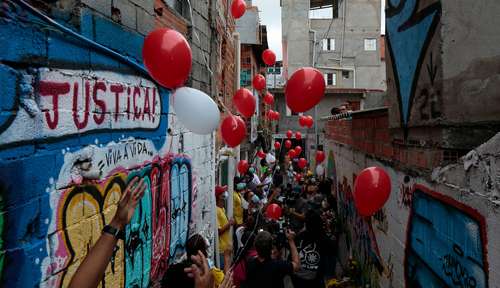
[{"left": 215, "top": 185, "right": 227, "bottom": 197}]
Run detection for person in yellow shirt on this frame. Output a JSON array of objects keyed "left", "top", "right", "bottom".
[
  {"left": 215, "top": 185, "right": 234, "bottom": 272},
  {"left": 233, "top": 182, "right": 246, "bottom": 226}
]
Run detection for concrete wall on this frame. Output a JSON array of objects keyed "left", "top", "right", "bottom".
[
  {"left": 321, "top": 1, "right": 500, "bottom": 287},
  {"left": 283, "top": 0, "right": 385, "bottom": 90},
  {"left": 325, "top": 112, "right": 500, "bottom": 287},
  {"left": 236, "top": 6, "right": 260, "bottom": 45},
  {"left": 311, "top": 0, "right": 386, "bottom": 90},
  {"left": 282, "top": 0, "right": 311, "bottom": 76},
  {"left": 0, "top": 0, "right": 222, "bottom": 286},
  {"left": 386, "top": 0, "right": 500, "bottom": 131}
]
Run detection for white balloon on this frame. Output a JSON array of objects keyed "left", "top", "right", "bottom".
[
  {"left": 315, "top": 164, "right": 325, "bottom": 176},
  {"left": 266, "top": 153, "right": 276, "bottom": 164},
  {"left": 173, "top": 87, "right": 220, "bottom": 134}
]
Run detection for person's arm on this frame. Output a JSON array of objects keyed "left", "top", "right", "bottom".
[
  {"left": 184, "top": 251, "right": 215, "bottom": 288},
  {"left": 289, "top": 208, "right": 305, "bottom": 221},
  {"left": 218, "top": 218, "right": 235, "bottom": 235},
  {"left": 69, "top": 178, "right": 146, "bottom": 288},
  {"left": 286, "top": 230, "right": 300, "bottom": 272}
]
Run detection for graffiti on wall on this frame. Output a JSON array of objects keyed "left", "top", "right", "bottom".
[
  {"left": 398, "top": 175, "right": 415, "bottom": 209},
  {"left": 405, "top": 186, "right": 488, "bottom": 287},
  {"left": 386, "top": 0, "right": 442, "bottom": 126},
  {"left": 0, "top": 69, "right": 161, "bottom": 148},
  {"left": 0, "top": 6, "right": 215, "bottom": 286},
  {"left": 337, "top": 177, "right": 384, "bottom": 286},
  {"left": 0, "top": 189, "right": 4, "bottom": 280},
  {"left": 44, "top": 152, "right": 192, "bottom": 288}
]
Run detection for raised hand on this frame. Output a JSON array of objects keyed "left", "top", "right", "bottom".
[
  {"left": 111, "top": 177, "right": 146, "bottom": 229},
  {"left": 184, "top": 251, "right": 214, "bottom": 288}
]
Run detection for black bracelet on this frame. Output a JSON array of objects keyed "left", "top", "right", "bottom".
[{"left": 102, "top": 225, "right": 125, "bottom": 240}]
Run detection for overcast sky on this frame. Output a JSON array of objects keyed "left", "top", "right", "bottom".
[
  {"left": 252, "top": 0, "right": 283, "bottom": 60},
  {"left": 251, "top": 0, "right": 386, "bottom": 61}
]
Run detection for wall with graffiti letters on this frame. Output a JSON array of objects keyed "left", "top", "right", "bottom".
[
  {"left": 325, "top": 139, "right": 500, "bottom": 287},
  {"left": 0, "top": 2, "right": 216, "bottom": 287},
  {"left": 386, "top": 0, "right": 500, "bottom": 128}
]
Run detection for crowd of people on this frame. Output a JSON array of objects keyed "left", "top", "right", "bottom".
[
  {"left": 67, "top": 155, "right": 339, "bottom": 288},
  {"left": 208, "top": 157, "right": 339, "bottom": 288}
]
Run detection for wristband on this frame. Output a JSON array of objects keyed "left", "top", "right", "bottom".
[{"left": 102, "top": 225, "right": 125, "bottom": 240}]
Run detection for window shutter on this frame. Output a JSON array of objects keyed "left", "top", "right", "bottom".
[{"left": 322, "top": 39, "right": 328, "bottom": 51}]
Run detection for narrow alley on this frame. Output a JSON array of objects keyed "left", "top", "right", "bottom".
[{"left": 0, "top": 0, "right": 499, "bottom": 287}]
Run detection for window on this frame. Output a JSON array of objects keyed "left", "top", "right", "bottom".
[
  {"left": 364, "top": 38, "right": 377, "bottom": 51},
  {"left": 309, "top": 7, "right": 333, "bottom": 19},
  {"left": 322, "top": 38, "right": 335, "bottom": 51},
  {"left": 324, "top": 73, "right": 337, "bottom": 86},
  {"left": 240, "top": 69, "right": 251, "bottom": 87},
  {"left": 342, "top": 70, "right": 350, "bottom": 79},
  {"left": 164, "top": 0, "right": 189, "bottom": 19}
]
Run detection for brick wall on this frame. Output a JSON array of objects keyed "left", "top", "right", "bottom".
[
  {"left": 154, "top": 0, "right": 189, "bottom": 35},
  {"left": 0, "top": 0, "right": 219, "bottom": 286},
  {"left": 326, "top": 109, "right": 443, "bottom": 170}
]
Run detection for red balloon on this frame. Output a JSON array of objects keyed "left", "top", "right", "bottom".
[
  {"left": 285, "top": 67, "right": 325, "bottom": 112},
  {"left": 295, "top": 173, "right": 302, "bottom": 182},
  {"left": 220, "top": 115, "right": 246, "bottom": 147},
  {"left": 295, "top": 146, "right": 302, "bottom": 155},
  {"left": 354, "top": 167, "right": 392, "bottom": 217},
  {"left": 266, "top": 203, "right": 282, "bottom": 220},
  {"left": 295, "top": 131, "right": 302, "bottom": 140},
  {"left": 286, "top": 130, "right": 293, "bottom": 139},
  {"left": 316, "top": 151, "right": 326, "bottom": 163},
  {"left": 298, "top": 115, "right": 307, "bottom": 127},
  {"left": 143, "top": 29, "right": 192, "bottom": 89},
  {"left": 267, "top": 110, "right": 275, "bottom": 120},
  {"left": 274, "top": 141, "right": 281, "bottom": 150},
  {"left": 288, "top": 149, "right": 297, "bottom": 159},
  {"left": 262, "top": 49, "right": 277, "bottom": 66},
  {"left": 230, "top": 0, "right": 246, "bottom": 19},
  {"left": 273, "top": 111, "right": 280, "bottom": 120},
  {"left": 233, "top": 88, "right": 256, "bottom": 118},
  {"left": 305, "top": 116, "right": 314, "bottom": 128},
  {"left": 285, "top": 139, "right": 292, "bottom": 149},
  {"left": 263, "top": 92, "right": 274, "bottom": 105},
  {"left": 298, "top": 158, "right": 307, "bottom": 169},
  {"left": 252, "top": 74, "right": 266, "bottom": 90},
  {"left": 237, "top": 160, "right": 249, "bottom": 174},
  {"left": 257, "top": 150, "right": 266, "bottom": 159}
]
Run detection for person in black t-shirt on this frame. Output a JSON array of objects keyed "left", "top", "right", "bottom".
[
  {"left": 292, "top": 210, "right": 336, "bottom": 288},
  {"left": 242, "top": 230, "right": 300, "bottom": 288}
]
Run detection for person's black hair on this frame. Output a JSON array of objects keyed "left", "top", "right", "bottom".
[
  {"left": 260, "top": 158, "right": 267, "bottom": 166},
  {"left": 161, "top": 261, "right": 194, "bottom": 287},
  {"left": 234, "top": 176, "right": 242, "bottom": 185},
  {"left": 186, "top": 234, "right": 208, "bottom": 257},
  {"left": 254, "top": 231, "right": 273, "bottom": 260},
  {"left": 318, "top": 178, "right": 332, "bottom": 195},
  {"left": 304, "top": 210, "right": 322, "bottom": 238}
]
